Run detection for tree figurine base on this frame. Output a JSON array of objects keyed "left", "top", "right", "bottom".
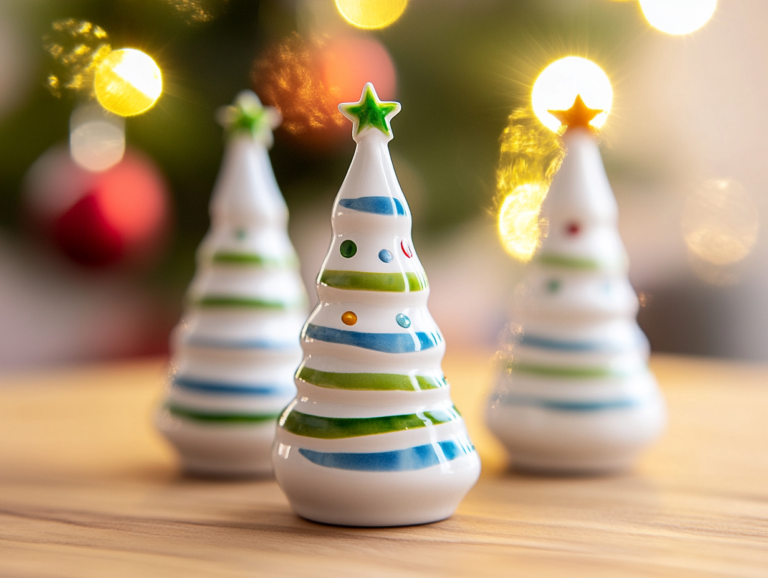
[
  {"left": 158, "top": 411, "right": 276, "bottom": 477},
  {"left": 274, "top": 446, "right": 480, "bottom": 526},
  {"left": 488, "top": 385, "right": 666, "bottom": 475}
]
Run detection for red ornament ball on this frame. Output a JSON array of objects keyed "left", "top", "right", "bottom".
[{"left": 24, "top": 145, "right": 170, "bottom": 269}]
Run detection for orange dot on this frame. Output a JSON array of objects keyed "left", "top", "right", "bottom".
[{"left": 341, "top": 311, "right": 358, "bottom": 325}]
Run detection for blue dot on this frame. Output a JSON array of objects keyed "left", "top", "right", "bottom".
[
  {"left": 396, "top": 313, "right": 411, "bottom": 328},
  {"left": 378, "top": 249, "right": 393, "bottom": 263}
]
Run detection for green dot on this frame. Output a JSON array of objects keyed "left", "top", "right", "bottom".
[
  {"left": 234, "top": 229, "right": 247, "bottom": 241},
  {"left": 547, "top": 279, "right": 561, "bottom": 293},
  {"left": 340, "top": 240, "right": 357, "bottom": 258}
]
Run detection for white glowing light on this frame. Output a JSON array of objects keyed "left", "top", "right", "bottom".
[
  {"left": 532, "top": 56, "right": 613, "bottom": 132},
  {"left": 69, "top": 104, "right": 125, "bottom": 172},
  {"left": 640, "top": 0, "right": 717, "bottom": 35}
]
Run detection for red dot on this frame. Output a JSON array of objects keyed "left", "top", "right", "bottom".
[
  {"left": 566, "top": 222, "right": 580, "bottom": 236},
  {"left": 401, "top": 239, "right": 413, "bottom": 258}
]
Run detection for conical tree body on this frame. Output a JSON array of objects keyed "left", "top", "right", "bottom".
[
  {"left": 157, "top": 97, "right": 307, "bottom": 477},
  {"left": 486, "top": 127, "right": 665, "bottom": 473},
  {"left": 273, "top": 85, "right": 480, "bottom": 526}
]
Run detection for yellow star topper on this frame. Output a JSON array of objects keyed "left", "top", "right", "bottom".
[
  {"left": 548, "top": 94, "right": 604, "bottom": 132},
  {"left": 339, "top": 82, "right": 401, "bottom": 141}
]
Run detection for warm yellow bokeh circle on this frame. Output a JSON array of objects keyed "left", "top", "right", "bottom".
[
  {"left": 335, "top": 0, "right": 408, "bottom": 30},
  {"left": 639, "top": 0, "right": 717, "bottom": 35},
  {"left": 532, "top": 56, "right": 612, "bottom": 132},
  {"left": 94, "top": 48, "right": 163, "bottom": 117}
]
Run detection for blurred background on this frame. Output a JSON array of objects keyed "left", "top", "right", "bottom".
[{"left": 0, "top": 0, "right": 764, "bottom": 370}]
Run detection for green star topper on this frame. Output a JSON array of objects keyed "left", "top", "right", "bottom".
[
  {"left": 339, "top": 82, "right": 401, "bottom": 141},
  {"left": 216, "top": 90, "right": 281, "bottom": 148}
]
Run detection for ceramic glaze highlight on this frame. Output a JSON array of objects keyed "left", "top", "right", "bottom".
[
  {"left": 156, "top": 91, "right": 307, "bottom": 477},
  {"left": 272, "top": 83, "right": 480, "bottom": 527},
  {"left": 486, "top": 127, "right": 665, "bottom": 474}
]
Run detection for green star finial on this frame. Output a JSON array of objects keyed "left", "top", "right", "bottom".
[
  {"left": 339, "top": 83, "right": 401, "bottom": 141},
  {"left": 216, "top": 90, "right": 281, "bottom": 147}
]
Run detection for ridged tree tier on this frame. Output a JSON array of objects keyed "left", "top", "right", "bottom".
[
  {"left": 156, "top": 91, "right": 307, "bottom": 477},
  {"left": 272, "top": 83, "right": 480, "bottom": 527},
  {"left": 486, "top": 112, "right": 665, "bottom": 474}
]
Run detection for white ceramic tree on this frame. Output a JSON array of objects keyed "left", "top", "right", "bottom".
[
  {"left": 157, "top": 91, "right": 307, "bottom": 477},
  {"left": 486, "top": 96, "right": 666, "bottom": 473},
  {"left": 272, "top": 83, "right": 480, "bottom": 526}
]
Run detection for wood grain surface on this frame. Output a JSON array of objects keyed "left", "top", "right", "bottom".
[{"left": 0, "top": 351, "right": 766, "bottom": 577}]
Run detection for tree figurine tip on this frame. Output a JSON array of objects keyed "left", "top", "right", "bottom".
[
  {"left": 216, "top": 90, "right": 281, "bottom": 147},
  {"left": 339, "top": 82, "right": 401, "bottom": 141},
  {"left": 548, "top": 94, "right": 603, "bottom": 133}
]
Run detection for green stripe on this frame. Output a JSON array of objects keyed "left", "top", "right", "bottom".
[
  {"left": 510, "top": 361, "right": 632, "bottom": 379},
  {"left": 320, "top": 270, "right": 428, "bottom": 292},
  {"left": 168, "top": 404, "right": 280, "bottom": 424},
  {"left": 537, "top": 254, "right": 605, "bottom": 270},
  {"left": 192, "top": 295, "right": 297, "bottom": 309},
  {"left": 211, "top": 252, "right": 297, "bottom": 267},
  {"left": 282, "top": 406, "right": 461, "bottom": 439},
  {"left": 297, "top": 366, "right": 447, "bottom": 391}
]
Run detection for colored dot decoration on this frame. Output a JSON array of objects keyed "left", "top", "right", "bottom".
[
  {"left": 396, "top": 313, "right": 411, "bottom": 328},
  {"left": 378, "top": 249, "right": 393, "bottom": 263},
  {"left": 234, "top": 228, "right": 247, "bottom": 240},
  {"left": 341, "top": 311, "right": 358, "bottom": 325},
  {"left": 401, "top": 239, "right": 413, "bottom": 258},
  {"left": 340, "top": 239, "right": 357, "bottom": 258},
  {"left": 547, "top": 279, "right": 562, "bottom": 293},
  {"left": 566, "top": 222, "right": 581, "bottom": 236}
]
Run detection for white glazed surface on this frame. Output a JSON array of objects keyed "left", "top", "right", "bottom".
[
  {"left": 487, "top": 127, "right": 666, "bottom": 474},
  {"left": 272, "top": 85, "right": 480, "bottom": 526},
  {"left": 156, "top": 94, "right": 307, "bottom": 477}
]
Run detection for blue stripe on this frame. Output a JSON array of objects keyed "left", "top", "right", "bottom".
[
  {"left": 185, "top": 337, "right": 298, "bottom": 350},
  {"left": 501, "top": 395, "right": 644, "bottom": 412},
  {"left": 338, "top": 196, "right": 406, "bottom": 216},
  {"left": 173, "top": 377, "right": 293, "bottom": 396},
  {"left": 304, "top": 324, "right": 441, "bottom": 353},
  {"left": 519, "top": 333, "right": 648, "bottom": 352},
  {"left": 298, "top": 438, "right": 475, "bottom": 471}
]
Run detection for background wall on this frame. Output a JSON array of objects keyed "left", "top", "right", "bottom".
[{"left": 0, "top": 0, "right": 763, "bottom": 369}]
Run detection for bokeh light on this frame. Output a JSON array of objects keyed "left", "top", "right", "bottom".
[
  {"left": 639, "top": 0, "right": 717, "bottom": 35},
  {"left": 335, "top": 0, "right": 407, "bottom": 30},
  {"left": 69, "top": 104, "right": 125, "bottom": 173},
  {"left": 532, "top": 56, "right": 612, "bottom": 132},
  {"left": 495, "top": 108, "right": 564, "bottom": 262},
  {"left": 682, "top": 179, "right": 758, "bottom": 267},
  {"left": 43, "top": 19, "right": 111, "bottom": 98},
  {"left": 162, "top": 0, "right": 230, "bottom": 24},
  {"left": 94, "top": 48, "right": 163, "bottom": 117},
  {"left": 252, "top": 33, "right": 395, "bottom": 144},
  {"left": 498, "top": 183, "right": 550, "bottom": 261}
]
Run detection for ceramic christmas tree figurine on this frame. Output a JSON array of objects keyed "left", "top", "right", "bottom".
[
  {"left": 272, "top": 83, "right": 480, "bottom": 526},
  {"left": 486, "top": 96, "right": 666, "bottom": 474},
  {"left": 157, "top": 91, "right": 307, "bottom": 477}
]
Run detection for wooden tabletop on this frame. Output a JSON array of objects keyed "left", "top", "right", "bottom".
[{"left": 1, "top": 351, "right": 767, "bottom": 577}]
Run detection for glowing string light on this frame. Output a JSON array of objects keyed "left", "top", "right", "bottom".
[
  {"left": 94, "top": 48, "right": 163, "bottom": 117},
  {"left": 335, "top": 0, "right": 408, "bottom": 30},
  {"left": 532, "top": 57, "right": 612, "bottom": 132},
  {"left": 496, "top": 108, "right": 564, "bottom": 262},
  {"left": 639, "top": 0, "right": 717, "bottom": 35}
]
